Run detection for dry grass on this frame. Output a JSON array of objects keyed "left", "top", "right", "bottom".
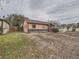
[
  {"left": 0, "top": 32, "right": 79, "bottom": 59},
  {"left": 0, "top": 33, "right": 39, "bottom": 59}
]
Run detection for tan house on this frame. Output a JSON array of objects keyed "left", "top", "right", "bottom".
[
  {"left": 0, "top": 19, "right": 10, "bottom": 34},
  {"left": 23, "top": 18, "right": 49, "bottom": 33}
]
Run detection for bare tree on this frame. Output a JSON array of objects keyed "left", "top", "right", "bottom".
[
  {"left": 6, "top": 14, "right": 24, "bottom": 31},
  {"left": 48, "top": 20, "right": 60, "bottom": 32},
  {"left": 49, "top": 20, "right": 61, "bottom": 28}
]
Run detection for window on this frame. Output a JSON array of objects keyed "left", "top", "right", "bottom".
[{"left": 32, "top": 24, "right": 36, "bottom": 28}]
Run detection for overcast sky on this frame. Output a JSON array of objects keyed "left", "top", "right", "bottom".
[{"left": 0, "top": 0, "right": 79, "bottom": 24}]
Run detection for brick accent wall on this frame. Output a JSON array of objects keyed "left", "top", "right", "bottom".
[{"left": 23, "top": 20, "right": 29, "bottom": 33}]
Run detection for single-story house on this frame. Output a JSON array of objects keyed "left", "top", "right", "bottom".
[
  {"left": 23, "top": 18, "right": 50, "bottom": 33},
  {"left": 59, "top": 23, "right": 79, "bottom": 32},
  {"left": 0, "top": 19, "right": 10, "bottom": 34}
]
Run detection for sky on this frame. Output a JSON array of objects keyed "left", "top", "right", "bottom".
[{"left": 0, "top": 0, "right": 79, "bottom": 24}]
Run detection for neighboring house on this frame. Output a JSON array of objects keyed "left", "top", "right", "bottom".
[
  {"left": 75, "top": 23, "right": 79, "bottom": 31},
  {"left": 59, "top": 24, "right": 68, "bottom": 32},
  {"left": 0, "top": 19, "right": 10, "bottom": 34},
  {"left": 59, "top": 23, "right": 79, "bottom": 32},
  {"left": 23, "top": 18, "right": 49, "bottom": 33}
]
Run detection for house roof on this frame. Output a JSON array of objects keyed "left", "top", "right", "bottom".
[
  {"left": 0, "top": 19, "right": 10, "bottom": 25},
  {"left": 24, "top": 17, "right": 49, "bottom": 25},
  {"left": 29, "top": 20, "right": 49, "bottom": 25}
]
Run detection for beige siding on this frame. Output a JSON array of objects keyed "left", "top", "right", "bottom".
[
  {"left": 76, "top": 28, "right": 79, "bottom": 31},
  {"left": 0, "top": 21, "right": 1, "bottom": 27},
  {"left": 3, "top": 22, "right": 9, "bottom": 34},
  {"left": 29, "top": 24, "right": 48, "bottom": 29}
]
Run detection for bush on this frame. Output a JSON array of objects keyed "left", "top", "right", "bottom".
[
  {"left": 52, "top": 28, "right": 59, "bottom": 33},
  {"left": 72, "top": 28, "right": 76, "bottom": 32}
]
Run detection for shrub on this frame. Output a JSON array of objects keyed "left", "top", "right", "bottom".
[
  {"left": 52, "top": 28, "right": 59, "bottom": 33},
  {"left": 72, "top": 28, "right": 76, "bottom": 32}
]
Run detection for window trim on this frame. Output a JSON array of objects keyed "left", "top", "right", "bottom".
[{"left": 32, "top": 24, "right": 36, "bottom": 28}]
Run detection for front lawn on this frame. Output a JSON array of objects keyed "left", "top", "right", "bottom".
[{"left": 0, "top": 33, "right": 37, "bottom": 59}]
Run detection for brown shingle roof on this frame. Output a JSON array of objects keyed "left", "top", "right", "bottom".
[
  {"left": 24, "top": 17, "right": 49, "bottom": 25},
  {"left": 0, "top": 19, "right": 10, "bottom": 25}
]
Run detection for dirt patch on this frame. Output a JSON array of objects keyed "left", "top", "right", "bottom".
[
  {"left": 22, "top": 32, "right": 79, "bottom": 59},
  {"left": 62, "top": 32, "right": 79, "bottom": 37}
]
